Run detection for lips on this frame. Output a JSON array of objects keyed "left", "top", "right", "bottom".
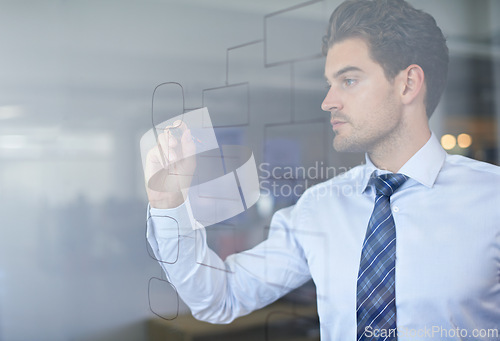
[{"left": 331, "top": 119, "right": 346, "bottom": 130}]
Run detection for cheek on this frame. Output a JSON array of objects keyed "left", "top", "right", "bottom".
[
  {"left": 345, "top": 82, "right": 397, "bottom": 123},
  {"left": 349, "top": 92, "right": 381, "bottom": 123},
  {"left": 370, "top": 93, "right": 402, "bottom": 132},
  {"left": 357, "top": 95, "right": 397, "bottom": 134},
  {"left": 346, "top": 83, "right": 380, "bottom": 113}
]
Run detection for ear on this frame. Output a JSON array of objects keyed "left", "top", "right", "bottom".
[{"left": 399, "top": 64, "right": 425, "bottom": 105}]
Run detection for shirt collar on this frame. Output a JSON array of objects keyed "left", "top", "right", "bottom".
[{"left": 360, "top": 132, "right": 446, "bottom": 194}]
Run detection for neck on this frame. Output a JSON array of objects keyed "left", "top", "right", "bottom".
[{"left": 368, "top": 114, "right": 431, "bottom": 173}]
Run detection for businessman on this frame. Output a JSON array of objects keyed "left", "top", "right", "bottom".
[{"left": 144, "top": 0, "right": 500, "bottom": 339}]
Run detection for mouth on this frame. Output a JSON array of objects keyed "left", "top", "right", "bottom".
[{"left": 331, "top": 119, "right": 346, "bottom": 130}]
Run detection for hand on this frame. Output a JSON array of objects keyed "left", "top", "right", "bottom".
[{"left": 144, "top": 120, "right": 196, "bottom": 209}]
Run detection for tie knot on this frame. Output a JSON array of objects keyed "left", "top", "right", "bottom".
[{"left": 372, "top": 173, "right": 408, "bottom": 197}]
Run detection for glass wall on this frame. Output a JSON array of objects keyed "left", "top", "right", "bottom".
[{"left": 0, "top": 0, "right": 497, "bottom": 340}]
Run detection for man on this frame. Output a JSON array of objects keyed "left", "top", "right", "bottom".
[{"left": 145, "top": 0, "right": 500, "bottom": 339}]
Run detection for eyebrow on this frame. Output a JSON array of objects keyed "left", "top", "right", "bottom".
[{"left": 325, "top": 66, "right": 363, "bottom": 80}]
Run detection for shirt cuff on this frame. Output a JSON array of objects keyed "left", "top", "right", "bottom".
[{"left": 148, "top": 200, "right": 197, "bottom": 239}]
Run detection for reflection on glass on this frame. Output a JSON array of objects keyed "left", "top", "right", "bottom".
[
  {"left": 457, "top": 133, "right": 472, "bottom": 149},
  {"left": 441, "top": 134, "right": 457, "bottom": 150}
]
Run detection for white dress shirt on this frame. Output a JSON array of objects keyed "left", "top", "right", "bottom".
[{"left": 146, "top": 133, "right": 500, "bottom": 340}]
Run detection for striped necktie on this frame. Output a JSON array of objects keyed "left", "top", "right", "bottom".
[{"left": 357, "top": 173, "right": 408, "bottom": 340}]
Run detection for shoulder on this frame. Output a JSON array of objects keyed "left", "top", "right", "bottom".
[
  {"left": 442, "top": 154, "right": 500, "bottom": 179},
  {"left": 438, "top": 155, "right": 500, "bottom": 202}
]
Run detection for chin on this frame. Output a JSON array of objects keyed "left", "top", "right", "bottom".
[{"left": 333, "top": 136, "right": 365, "bottom": 153}]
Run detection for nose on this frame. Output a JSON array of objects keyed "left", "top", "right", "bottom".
[{"left": 321, "top": 86, "right": 343, "bottom": 112}]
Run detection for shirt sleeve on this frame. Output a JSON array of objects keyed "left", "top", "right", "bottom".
[{"left": 146, "top": 200, "right": 312, "bottom": 324}]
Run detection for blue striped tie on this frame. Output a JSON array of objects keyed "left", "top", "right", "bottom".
[{"left": 357, "top": 173, "right": 408, "bottom": 340}]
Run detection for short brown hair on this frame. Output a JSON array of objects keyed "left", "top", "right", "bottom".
[{"left": 322, "top": 0, "right": 449, "bottom": 117}]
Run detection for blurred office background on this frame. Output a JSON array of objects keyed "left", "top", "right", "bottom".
[{"left": 0, "top": 0, "right": 498, "bottom": 340}]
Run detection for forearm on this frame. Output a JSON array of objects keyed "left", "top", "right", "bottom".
[
  {"left": 146, "top": 203, "right": 311, "bottom": 324},
  {"left": 146, "top": 203, "right": 246, "bottom": 323}
]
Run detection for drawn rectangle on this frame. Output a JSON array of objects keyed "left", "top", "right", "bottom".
[
  {"left": 202, "top": 83, "right": 249, "bottom": 127},
  {"left": 227, "top": 40, "right": 263, "bottom": 85},
  {"left": 264, "top": 0, "right": 326, "bottom": 66},
  {"left": 293, "top": 58, "right": 327, "bottom": 121},
  {"left": 189, "top": 172, "right": 244, "bottom": 226},
  {"left": 151, "top": 83, "right": 185, "bottom": 127},
  {"left": 263, "top": 120, "right": 329, "bottom": 174}
]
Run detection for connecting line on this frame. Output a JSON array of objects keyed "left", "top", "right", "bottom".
[
  {"left": 263, "top": 117, "right": 328, "bottom": 129},
  {"left": 226, "top": 39, "right": 264, "bottom": 86},
  {"left": 218, "top": 146, "right": 228, "bottom": 175},
  {"left": 184, "top": 107, "right": 202, "bottom": 113},
  {"left": 265, "top": 0, "right": 324, "bottom": 19},
  {"left": 291, "top": 62, "right": 295, "bottom": 123},
  {"left": 233, "top": 170, "right": 248, "bottom": 211}
]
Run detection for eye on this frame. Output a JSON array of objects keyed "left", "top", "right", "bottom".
[
  {"left": 343, "top": 78, "right": 357, "bottom": 88},
  {"left": 325, "top": 83, "right": 331, "bottom": 90}
]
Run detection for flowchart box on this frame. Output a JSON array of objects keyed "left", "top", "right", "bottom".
[
  {"left": 264, "top": 0, "right": 326, "bottom": 67},
  {"left": 202, "top": 83, "right": 250, "bottom": 127}
]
